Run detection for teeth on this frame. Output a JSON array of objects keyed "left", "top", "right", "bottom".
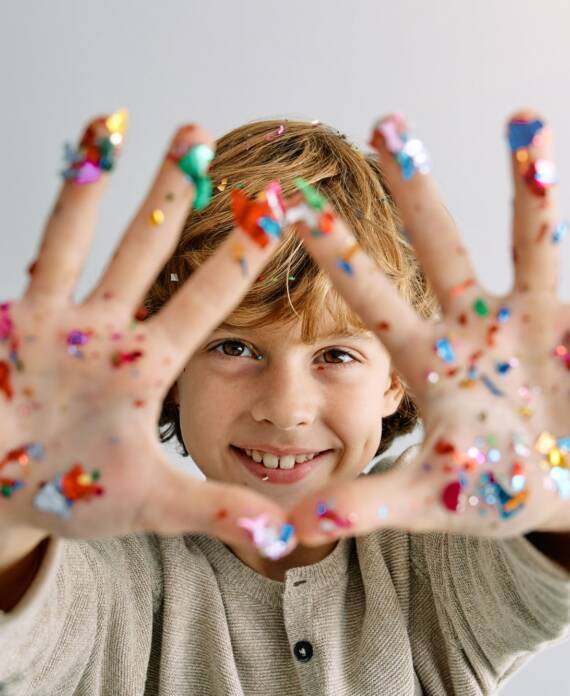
[{"left": 243, "top": 448, "right": 319, "bottom": 469}]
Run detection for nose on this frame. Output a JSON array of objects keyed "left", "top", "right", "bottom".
[{"left": 250, "top": 362, "right": 318, "bottom": 430}]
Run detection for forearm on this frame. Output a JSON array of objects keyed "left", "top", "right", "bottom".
[{"left": 0, "top": 526, "right": 51, "bottom": 612}]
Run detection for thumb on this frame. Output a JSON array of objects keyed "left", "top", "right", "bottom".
[{"left": 138, "top": 458, "right": 298, "bottom": 560}]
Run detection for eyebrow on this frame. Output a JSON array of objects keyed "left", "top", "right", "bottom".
[{"left": 215, "top": 323, "right": 374, "bottom": 342}]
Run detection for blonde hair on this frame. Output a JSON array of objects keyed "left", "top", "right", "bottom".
[{"left": 144, "top": 118, "right": 437, "bottom": 457}]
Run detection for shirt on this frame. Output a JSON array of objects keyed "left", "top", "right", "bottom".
[{"left": 1, "top": 447, "right": 570, "bottom": 695}]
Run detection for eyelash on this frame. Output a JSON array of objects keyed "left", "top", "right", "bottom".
[{"left": 208, "top": 339, "right": 358, "bottom": 367}]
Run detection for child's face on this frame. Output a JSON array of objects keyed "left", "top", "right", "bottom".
[{"left": 174, "top": 316, "right": 403, "bottom": 509}]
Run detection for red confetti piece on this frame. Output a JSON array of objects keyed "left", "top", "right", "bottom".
[
  {"left": 442, "top": 481, "right": 462, "bottom": 512},
  {"left": 134, "top": 306, "right": 148, "bottom": 321},
  {"left": 0, "top": 361, "right": 14, "bottom": 400},
  {"left": 60, "top": 464, "right": 104, "bottom": 501},
  {"left": 231, "top": 189, "right": 278, "bottom": 249},
  {"left": 111, "top": 350, "right": 144, "bottom": 368},
  {"left": 450, "top": 278, "right": 476, "bottom": 296},
  {"left": 435, "top": 439, "right": 456, "bottom": 455},
  {"left": 377, "top": 321, "right": 391, "bottom": 331}
]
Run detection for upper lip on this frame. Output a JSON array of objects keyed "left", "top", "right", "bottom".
[{"left": 233, "top": 443, "right": 329, "bottom": 457}]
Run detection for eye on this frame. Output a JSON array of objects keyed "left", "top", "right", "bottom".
[
  {"left": 318, "top": 348, "right": 357, "bottom": 366},
  {"left": 210, "top": 340, "right": 259, "bottom": 360}
]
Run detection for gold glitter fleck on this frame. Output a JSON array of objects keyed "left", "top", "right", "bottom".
[{"left": 151, "top": 209, "right": 165, "bottom": 225}]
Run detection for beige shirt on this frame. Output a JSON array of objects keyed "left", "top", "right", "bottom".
[{"left": 1, "top": 449, "right": 570, "bottom": 695}]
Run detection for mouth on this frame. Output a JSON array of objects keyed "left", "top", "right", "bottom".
[{"left": 230, "top": 445, "right": 333, "bottom": 485}]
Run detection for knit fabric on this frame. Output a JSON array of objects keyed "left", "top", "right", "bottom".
[{"left": 1, "top": 449, "right": 570, "bottom": 695}]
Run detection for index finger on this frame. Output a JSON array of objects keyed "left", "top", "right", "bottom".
[
  {"left": 285, "top": 180, "right": 431, "bottom": 392},
  {"left": 148, "top": 182, "right": 287, "bottom": 370}
]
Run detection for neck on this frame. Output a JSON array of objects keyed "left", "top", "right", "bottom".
[{"left": 226, "top": 539, "right": 339, "bottom": 581}]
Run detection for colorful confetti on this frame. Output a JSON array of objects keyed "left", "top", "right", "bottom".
[
  {"left": 167, "top": 141, "right": 214, "bottom": 210},
  {"left": 62, "top": 108, "right": 128, "bottom": 184},
  {"left": 33, "top": 464, "right": 104, "bottom": 519},
  {"left": 370, "top": 113, "right": 431, "bottom": 180},
  {"left": 237, "top": 512, "right": 295, "bottom": 560}
]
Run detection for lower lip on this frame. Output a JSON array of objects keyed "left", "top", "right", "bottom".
[{"left": 231, "top": 445, "right": 332, "bottom": 484}]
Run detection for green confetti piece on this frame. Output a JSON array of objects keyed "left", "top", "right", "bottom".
[
  {"left": 293, "top": 176, "right": 327, "bottom": 211},
  {"left": 473, "top": 297, "right": 489, "bottom": 317},
  {"left": 178, "top": 144, "right": 214, "bottom": 179}
]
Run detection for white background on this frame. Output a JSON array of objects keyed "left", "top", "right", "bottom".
[{"left": 1, "top": 1, "right": 569, "bottom": 692}]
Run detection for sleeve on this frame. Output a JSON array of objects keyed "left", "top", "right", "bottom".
[
  {"left": 412, "top": 531, "right": 570, "bottom": 689},
  {"left": 0, "top": 532, "right": 162, "bottom": 695}
]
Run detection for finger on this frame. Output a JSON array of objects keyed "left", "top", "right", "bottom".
[
  {"left": 507, "top": 110, "right": 563, "bottom": 294},
  {"left": 287, "top": 466, "right": 435, "bottom": 546},
  {"left": 148, "top": 182, "right": 287, "bottom": 368},
  {"left": 142, "top": 459, "right": 298, "bottom": 560},
  {"left": 23, "top": 109, "right": 128, "bottom": 305},
  {"left": 83, "top": 124, "right": 215, "bottom": 317},
  {"left": 368, "top": 113, "right": 483, "bottom": 315},
  {"left": 285, "top": 182, "right": 431, "bottom": 392}
]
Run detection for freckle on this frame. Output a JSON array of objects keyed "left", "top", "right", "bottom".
[
  {"left": 377, "top": 321, "right": 391, "bottom": 331},
  {"left": 215, "top": 509, "right": 228, "bottom": 521}
]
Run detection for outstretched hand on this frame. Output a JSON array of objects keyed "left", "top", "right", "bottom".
[{"left": 285, "top": 110, "right": 570, "bottom": 545}]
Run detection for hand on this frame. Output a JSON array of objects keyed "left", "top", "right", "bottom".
[
  {"left": 0, "top": 112, "right": 296, "bottom": 560},
  {"left": 286, "top": 110, "right": 570, "bottom": 545}
]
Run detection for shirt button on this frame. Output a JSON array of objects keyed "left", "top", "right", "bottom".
[{"left": 293, "top": 640, "right": 313, "bottom": 662}]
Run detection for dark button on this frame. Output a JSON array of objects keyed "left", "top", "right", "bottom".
[{"left": 293, "top": 640, "right": 313, "bottom": 662}]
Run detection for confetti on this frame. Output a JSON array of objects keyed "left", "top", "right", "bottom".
[
  {"left": 170, "top": 273, "right": 179, "bottom": 282},
  {"left": 473, "top": 297, "right": 489, "bottom": 317},
  {"left": 231, "top": 181, "right": 286, "bottom": 249},
  {"left": 33, "top": 464, "right": 104, "bottom": 519},
  {"left": 434, "top": 337, "right": 456, "bottom": 364},
  {"left": 370, "top": 113, "right": 431, "bottom": 180},
  {"left": 237, "top": 512, "right": 295, "bottom": 560},
  {"left": 552, "top": 220, "right": 568, "bottom": 244},
  {"left": 168, "top": 142, "right": 214, "bottom": 211},
  {"left": 150, "top": 209, "right": 165, "bottom": 225},
  {"left": 265, "top": 124, "right": 285, "bottom": 141},
  {"left": 507, "top": 117, "right": 557, "bottom": 197},
  {"left": 316, "top": 498, "right": 357, "bottom": 535},
  {"left": 62, "top": 108, "right": 128, "bottom": 184}
]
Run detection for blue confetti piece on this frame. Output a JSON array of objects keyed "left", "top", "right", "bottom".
[
  {"left": 377, "top": 505, "right": 389, "bottom": 519},
  {"left": 550, "top": 467, "right": 570, "bottom": 499},
  {"left": 336, "top": 260, "right": 353, "bottom": 275},
  {"left": 507, "top": 118, "right": 544, "bottom": 151},
  {"left": 552, "top": 221, "right": 568, "bottom": 244},
  {"left": 496, "top": 362, "right": 512, "bottom": 375},
  {"left": 558, "top": 437, "right": 570, "bottom": 451},
  {"left": 279, "top": 523, "right": 295, "bottom": 543},
  {"left": 257, "top": 216, "right": 282, "bottom": 239},
  {"left": 435, "top": 337, "right": 455, "bottom": 363},
  {"left": 480, "top": 374, "right": 505, "bottom": 396},
  {"left": 496, "top": 306, "right": 511, "bottom": 323}
]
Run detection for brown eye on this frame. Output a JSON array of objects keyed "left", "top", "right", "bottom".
[
  {"left": 320, "top": 349, "right": 355, "bottom": 365},
  {"left": 212, "top": 340, "right": 257, "bottom": 359}
]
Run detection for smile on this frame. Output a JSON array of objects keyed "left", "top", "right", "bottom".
[{"left": 230, "top": 445, "right": 333, "bottom": 484}]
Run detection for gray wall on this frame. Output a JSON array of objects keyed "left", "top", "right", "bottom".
[{"left": 1, "top": 1, "right": 568, "bottom": 692}]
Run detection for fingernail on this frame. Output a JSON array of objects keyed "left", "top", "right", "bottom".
[
  {"left": 506, "top": 113, "right": 557, "bottom": 197},
  {"left": 61, "top": 108, "right": 128, "bottom": 185},
  {"left": 369, "top": 113, "right": 431, "bottom": 180},
  {"left": 167, "top": 125, "right": 215, "bottom": 211},
  {"left": 237, "top": 513, "right": 297, "bottom": 560}
]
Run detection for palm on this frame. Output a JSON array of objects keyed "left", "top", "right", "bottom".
[{"left": 287, "top": 110, "right": 570, "bottom": 544}]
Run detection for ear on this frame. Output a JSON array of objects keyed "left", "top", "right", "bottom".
[{"left": 381, "top": 369, "right": 405, "bottom": 417}]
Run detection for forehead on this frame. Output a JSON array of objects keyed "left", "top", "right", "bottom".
[{"left": 215, "top": 319, "right": 374, "bottom": 344}]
